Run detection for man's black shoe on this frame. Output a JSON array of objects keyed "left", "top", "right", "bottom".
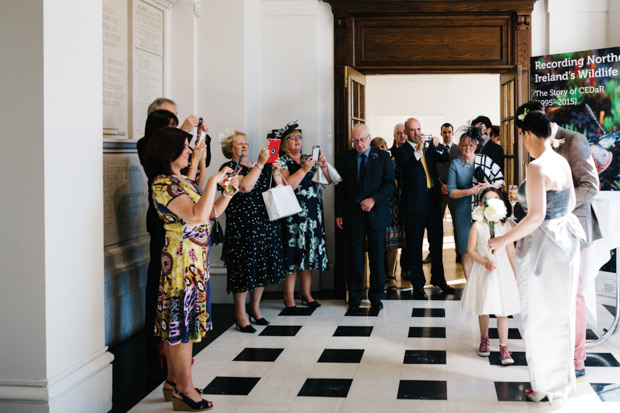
[
  {"left": 423, "top": 254, "right": 431, "bottom": 264},
  {"left": 433, "top": 282, "right": 456, "bottom": 294},
  {"left": 371, "top": 301, "right": 383, "bottom": 310},
  {"left": 348, "top": 302, "right": 361, "bottom": 312},
  {"left": 412, "top": 287, "right": 428, "bottom": 300}
]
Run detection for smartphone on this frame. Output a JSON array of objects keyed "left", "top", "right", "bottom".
[
  {"left": 312, "top": 145, "right": 320, "bottom": 161},
  {"left": 233, "top": 154, "right": 243, "bottom": 174},
  {"left": 422, "top": 134, "right": 432, "bottom": 142},
  {"left": 196, "top": 132, "right": 205, "bottom": 146}
]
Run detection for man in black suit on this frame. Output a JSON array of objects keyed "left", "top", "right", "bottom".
[
  {"left": 472, "top": 115, "right": 504, "bottom": 172},
  {"left": 336, "top": 124, "right": 395, "bottom": 311},
  {"left": 436, "top": 123, "right": 462, "bottom": 262},
  {"left": 395, "top": 118, "right": 454, "bottom": 299}
]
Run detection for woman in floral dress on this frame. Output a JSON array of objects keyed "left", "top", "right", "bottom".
[
  {"left": 148, "top": 126, "right": 236, "bottom": 411},
  {"left": 279, "top": 127, "right": 330, "bottom": 311}
]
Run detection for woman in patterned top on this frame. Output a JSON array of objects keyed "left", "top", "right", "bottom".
[
  {"left": 147, "top": 126, "right": 237, "bottom": 412},
  {"left": 279, "top": 127, "right": 330, "bottom": 312}
]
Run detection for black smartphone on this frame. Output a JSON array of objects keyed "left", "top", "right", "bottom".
[
  {"left": 312, "top": 145, "right": 320, "bottom": 161},
  {"left": 233, "top": 154, "right": 243, "bottom": 174}
]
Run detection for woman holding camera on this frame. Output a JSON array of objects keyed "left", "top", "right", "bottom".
[
  {"left": 279, "top": 126, "right": 330, "bottom": 313},
  {"left": 147, "top": 127, "right": 236, "bottom": 411},
  {"left": 220, "top": 130, "right": 285, "bottom": 331}
]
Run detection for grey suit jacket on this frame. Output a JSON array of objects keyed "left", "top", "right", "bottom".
[
  {"left": 437, "top": 142, "right": 461, "bottom": 185},
  {"left": 555, "top": 126, "right": 602, "bottom": 248}
]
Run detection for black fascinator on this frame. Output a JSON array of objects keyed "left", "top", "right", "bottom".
[
  {"left": 463, "top": 125, "right": 482, "bottom": 144},
  {"left": 267, "top": 120, "right": 300, "bottom": 140}
]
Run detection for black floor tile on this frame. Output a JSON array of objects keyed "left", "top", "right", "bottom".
[
  {"left": 494, "top": 381, "right": 531, "bottom": 402},
  {"left": 397, "top": 380, "right": 447, "bottom": 400},
  {"left": 488, "top": 328, "right": 522, "bottom": 340},
  {"left": 345, "top": 307, "right": 380, "bottom": 316},
  {"left": 318, "top": 349, "right": 364, "bottom": 363},
  {"left": 585, "top": 353, "right": 620, "bottom": 367},
  {"left": 259, "top": 325, "right": 302, "bottom": 336},
  {"left": 278, "top": 306, "right": 316, "bottom": 316},
  {"left": 297, "top": 378, "right": 353, "bottom": 398},
  {"left": 411, "top": 308, "right": 445, "bottom": 317},
  {"left": 333, "top": 326, "right": 373, "bottom": 337},
  {"left": 404, "top": 350, "right": 446, "bottom": 364},
  {"left": 233, "top": 348, "right": 284, "bottom": 362},
  {"left": 389, "top": 289, "right": 429, "bottom": 301},
  {"left": 203, "top": 376, "right": 261, "bottom": 396},
  {"left": 591, "top": 383, "right": 620, "bottom": 402},
  {"left": 489, "top": 351, "right": 527, "bottom": 366},
  {"left": 408, "top": 327, "right": 446, "bottom": 338},
  {"left": 586, "top": 329, "right": 599, "bottom": 340},
  {"left": 490, "top": 314, "right": 513, "bottom": 319}
]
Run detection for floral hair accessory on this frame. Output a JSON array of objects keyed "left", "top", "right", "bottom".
[
  {"left": 517, "top": 108, "right": 529, "bottom": 122},
  {"left": 217, "top": 129, "right": 236, "bottom": 144},
  {"left": 268, "top": 120, "right": 299, "bottom": 140}
]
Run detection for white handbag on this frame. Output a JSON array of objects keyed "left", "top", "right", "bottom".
[
  {"left": 311, "top": 161, "right": 342, "bottom": 185},
  {"left": 262, "top": 175, "right": 302, "bottom": 221}
]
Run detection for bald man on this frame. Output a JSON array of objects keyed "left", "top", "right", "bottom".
[{"left": 335, "top": 124, "right": 395, "bottom": 311}]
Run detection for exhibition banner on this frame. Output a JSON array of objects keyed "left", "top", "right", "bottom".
[{"left": 531, "top": 47, "right": 620, "bottom": 191}]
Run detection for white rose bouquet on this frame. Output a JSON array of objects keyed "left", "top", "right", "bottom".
[{"left": 472, "top": 197, "right": 507, "bottom": 253}]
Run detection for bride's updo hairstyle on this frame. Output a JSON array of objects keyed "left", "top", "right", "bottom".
[{"left": 515, "top": 101, "right": 551, "bottom": 139}]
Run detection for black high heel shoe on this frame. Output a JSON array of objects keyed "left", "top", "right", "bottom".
[
  {"left": 282, "top": 300, "right": 300, "bottom": 315},
  {"left": 247, "top": 311, "right": 269, "bottom": 325},
  {"left": 234, "top": 320, "right": 257, "bottom": 333},
  {"left": 171, "top": 388, "right": 213, "bottom": 411},
  {"left": 299, "top": 294, "right": 321, "bottom": 309}
]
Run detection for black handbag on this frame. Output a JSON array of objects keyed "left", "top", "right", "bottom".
[
  {"left": 473, "top": 165, "right": 489, "bottom": 184},
  {"left": 210, "top": 218, "right": 224, "bottom": 246}
]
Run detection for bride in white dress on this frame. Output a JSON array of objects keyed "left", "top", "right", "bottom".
[{"left": 488, "top": 108, "right": 584, "bottom": 404}]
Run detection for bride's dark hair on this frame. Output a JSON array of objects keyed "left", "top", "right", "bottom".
[{"left": 515, "top": 101, "right": 551, "bottom": 138}]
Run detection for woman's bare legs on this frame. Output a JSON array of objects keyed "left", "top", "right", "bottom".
[
  {"left": 298, "top": 270, "right": 314, "bottom": 302},
  {"left": 283, "top": 272, "right": 297, "bottom": 307},
  {"left": 167, "top": 342, "right": 206, "bottom": 403},
  {"left": 478, "top": 315, "right": 490, "bottom": 337},
  {"left": 386, "top": 248, "right": 398, "bottom": 288},
  {"left": 248, "top": 287, "right": 265, "bottom": 319},
  {"left": 497, "top": 316, "right": 509, "bottom": 345},
  {"left": 233, "top": 291, "right": 250, "bottom": 327}
]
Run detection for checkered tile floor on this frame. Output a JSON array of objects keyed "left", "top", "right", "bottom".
[{"left": 130, "top": 293, "right": 620, "bottom": 412}]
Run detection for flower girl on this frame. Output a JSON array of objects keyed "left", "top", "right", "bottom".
[{"left": 459, "top": 187, "right": 521, "bottom": 365}]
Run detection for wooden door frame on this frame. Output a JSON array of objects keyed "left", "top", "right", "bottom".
[{"left": 327, "top": 0, "right": 536, "bottom": 298}]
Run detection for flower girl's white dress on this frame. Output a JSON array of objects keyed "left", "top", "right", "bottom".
[{"left": 459, "top": 221, "right": 521, "bottom": 316}]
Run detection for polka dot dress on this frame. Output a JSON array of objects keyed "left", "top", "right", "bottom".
[{"left": 220, "top": 162, "right": 285, "bottom": 293}]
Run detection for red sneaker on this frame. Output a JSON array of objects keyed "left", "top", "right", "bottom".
[
  {"left": 500, "top": 345, "right": 514, "bottom": 365},
  {"left": 478, "top": 336, "right": 490, "bottom": 357}
]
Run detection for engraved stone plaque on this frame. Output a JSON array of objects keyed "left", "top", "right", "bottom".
[
  {"left": 103, "top": 0, "right": 128, "bottom": 138},
  {"left": 133, "top": 0, "right": 164, "bottom": 139},
  {"left": 103, "top": 152, "right": 148, "bottom": 246}
]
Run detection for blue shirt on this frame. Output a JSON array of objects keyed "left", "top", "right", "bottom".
[{"left": 357, "top": 147, "right": 371, "bottom": 176}]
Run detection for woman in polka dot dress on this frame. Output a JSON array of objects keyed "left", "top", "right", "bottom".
[{"left": 219, "top": 130, "right": 285, "bottom": 332}]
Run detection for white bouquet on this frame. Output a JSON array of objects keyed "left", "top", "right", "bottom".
[{"left": 471, "top": 197, "right": 507, "bottom": 253}]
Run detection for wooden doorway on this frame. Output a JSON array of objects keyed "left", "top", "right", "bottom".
[{"left": 327, "top": 0, "right": 536, "bottom": 298}]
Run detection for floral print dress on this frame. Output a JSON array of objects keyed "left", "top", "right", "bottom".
[
  {"left": 280, "top": 154, "right": 329, "bottom": 273},
  {"left": 152, "top": 175, "right": 212, "bottom": 345}
]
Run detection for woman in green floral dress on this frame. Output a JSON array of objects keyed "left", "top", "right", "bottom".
[{"left": 279, "top": 127, "right": 331, "bottom": 312}]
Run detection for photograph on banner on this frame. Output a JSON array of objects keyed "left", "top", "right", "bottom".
[{"left": 531, "top": 46, "right": 620, "bottom": 191}]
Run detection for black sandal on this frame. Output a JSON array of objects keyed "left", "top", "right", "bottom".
[
  {"left": 385, "top": 276, "right": 398, "bottom": 291},
  {"left": 171, "top": 388, "right": 213, "bottom": 411},
  {"left": 162, "top": 380, "right": 203, "bottom": 402}
]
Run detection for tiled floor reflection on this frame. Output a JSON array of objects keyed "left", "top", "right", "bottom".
[{"left": 129, "top": 298, "right": 620, "bottom": 412}]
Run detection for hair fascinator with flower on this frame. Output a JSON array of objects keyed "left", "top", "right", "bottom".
[
  {"left": 267, "top": 120, "right": 300, "bottom": 140},
  {"left": 217, "top": 128, "right": 236, "bottom": 144},
  {"left": 517, "top": 108, "right": 529, "bottom": 122}
]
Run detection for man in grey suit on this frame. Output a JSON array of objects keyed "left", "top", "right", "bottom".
[
  {"left": 436, "top": 123, "right": 462, "bottom": 262},
  {"left": 516, "top": 102, "right": 601, "bottom": 382}
]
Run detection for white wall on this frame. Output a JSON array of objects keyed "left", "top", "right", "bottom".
[
  {"left": 533, "top": 0, "right": 618, "bottom": 57},
  {"left": 0, "top": 0, "right": 112, "bottom": 411},
  {"left": 366, "top": 74, "right": 500, "bottom": 147}
]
